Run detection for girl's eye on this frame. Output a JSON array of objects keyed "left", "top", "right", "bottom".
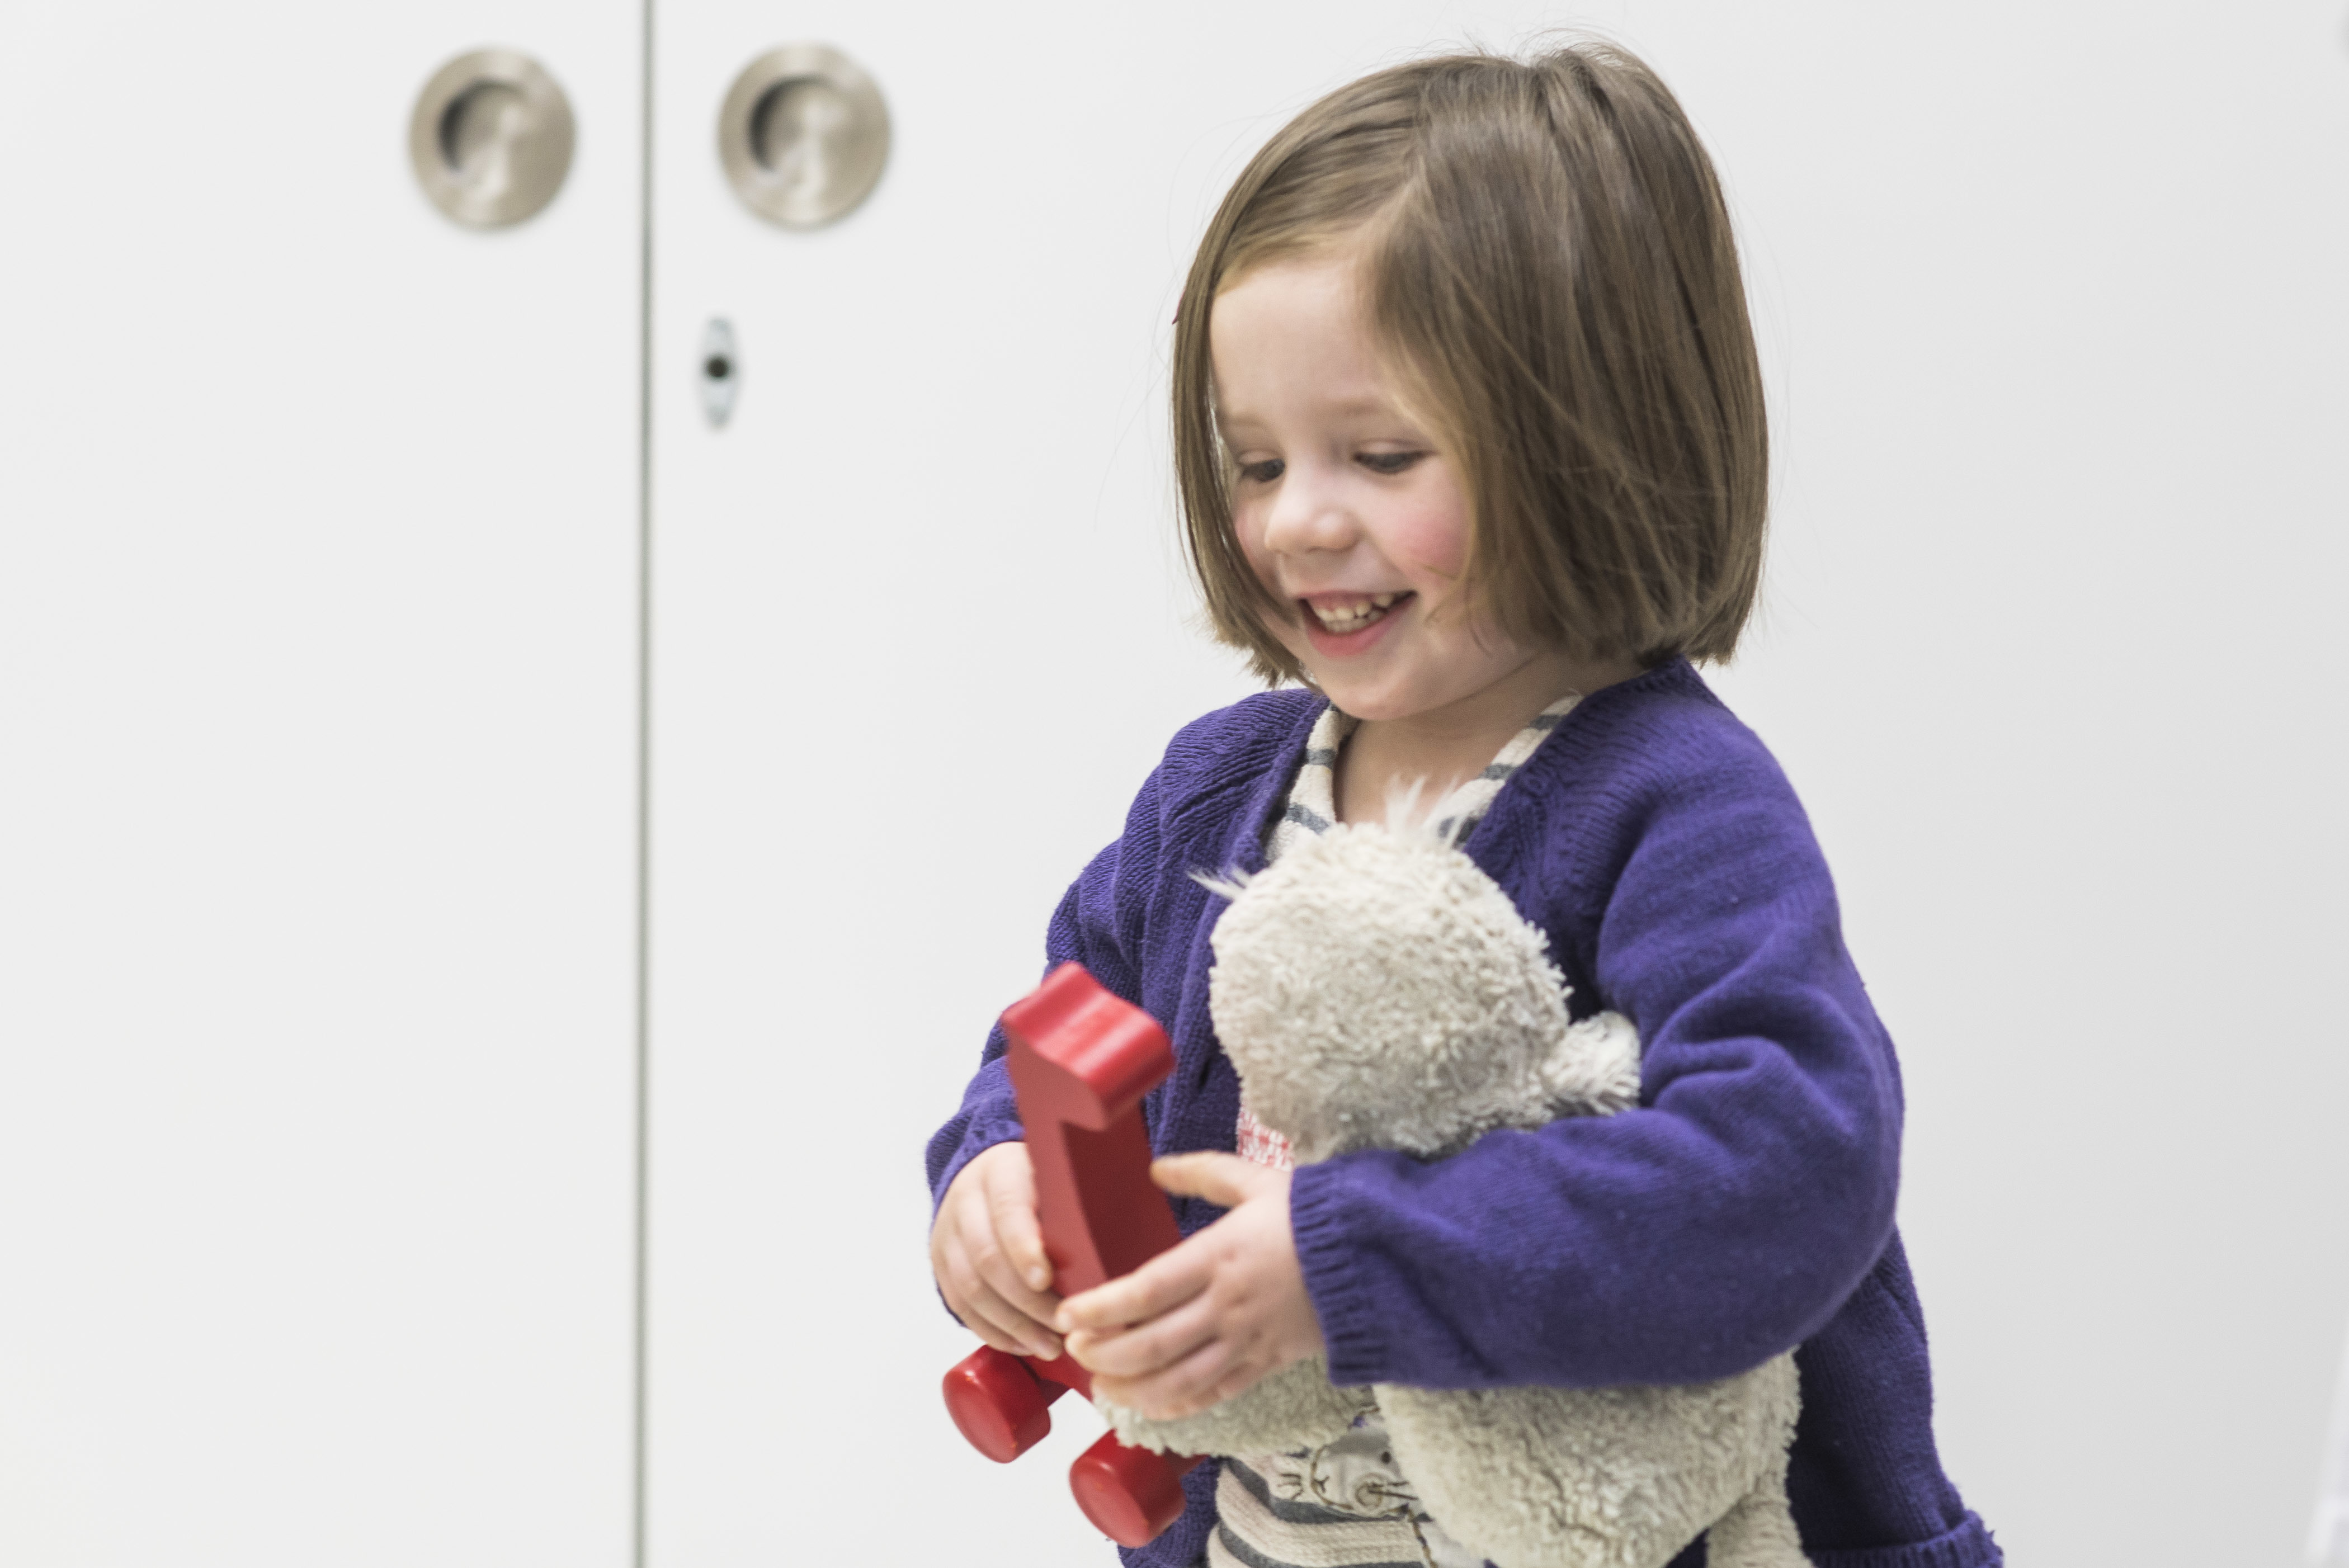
[
  {"left": 1357, "top": 450, "right": 1426, "bottom": 476},
  {"left": 1238, "top": 458, "right": 1285, "bottom": 485}
]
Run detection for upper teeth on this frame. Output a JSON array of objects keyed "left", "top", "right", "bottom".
[{"left": 1310, "top": 593, "right": 1399, "bottom": 631}]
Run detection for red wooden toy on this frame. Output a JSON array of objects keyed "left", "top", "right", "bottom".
[{"left": 940, "top": 963, "right": 1204, "bottom": 1546}]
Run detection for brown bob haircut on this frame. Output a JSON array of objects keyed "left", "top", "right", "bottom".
[{"left": 1173, "top": 41, "right": 1767, "bottom": 684}]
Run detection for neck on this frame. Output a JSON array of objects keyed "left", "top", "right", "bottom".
[{"left": 1333, "top": 649, "right": 1641, "bottom": 824}]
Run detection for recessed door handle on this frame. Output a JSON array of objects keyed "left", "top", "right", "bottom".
[
  {"left": 409, "top": 49, "right": 575, "bottom": 229},
  {"left": 718, "top": 44, "right": 890, "bottom": 229}
]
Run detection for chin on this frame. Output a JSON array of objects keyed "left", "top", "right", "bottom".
[{"left": 1310, "top": 679, "right": 1414, "bottom": 721}]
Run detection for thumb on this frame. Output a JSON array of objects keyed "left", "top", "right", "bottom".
[{"left": 1151, "top": 1151, "right": 1268, "bottom": 1208}]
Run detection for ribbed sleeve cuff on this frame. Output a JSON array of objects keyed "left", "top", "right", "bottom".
[
  {"left": 1289, "top": 1161, "right": 1388, "bottom": 1385},
  {"left": 928, "top": 1117, "right": 1023, "bottom": 1222},
  {"left": 1810, "top": 1512, "right": 2002, "bottom": 1568}
]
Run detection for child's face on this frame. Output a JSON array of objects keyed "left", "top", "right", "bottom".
[{"left": 1213, "top": 252, "right": 1543, "bottom": 724}]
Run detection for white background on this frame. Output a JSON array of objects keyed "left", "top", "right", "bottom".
[{"left": 3, "top": 3, "right": 2345, "bottom": 1566}]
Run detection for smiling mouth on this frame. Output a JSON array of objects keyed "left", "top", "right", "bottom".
[{"left": 1304, "top": 593, "right": 1410, "bottom": 635}]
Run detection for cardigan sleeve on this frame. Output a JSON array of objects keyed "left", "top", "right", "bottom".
[
  {"left": 1286, "top": 753, "right": 1903, "bottom": 1390},
  {"left": 922, "top": 763, "right": 1165, "bottom": 1217}
]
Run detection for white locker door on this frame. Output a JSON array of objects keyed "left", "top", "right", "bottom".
[
  {"left": 646, "top": 4, "right": 2349, "bottom": 1567},
  {"left": 0, "top": 6, "right": 642, "bottom": 1566}
]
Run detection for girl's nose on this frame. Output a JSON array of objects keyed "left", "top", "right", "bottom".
[{"left": 1258, "top": 465, "right": 1357, "bottom": 557}]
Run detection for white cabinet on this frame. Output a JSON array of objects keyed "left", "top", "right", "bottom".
[
  {"left": 0, "top": 4, "right": 640, "bottom": 1565},
  {"left": 3, "top": 4, "right": 2345, "bottom": 1567}
]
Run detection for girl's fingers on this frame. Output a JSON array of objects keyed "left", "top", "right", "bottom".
[
  {"left": 959, "top": 1244, "right": 1063, "bottom": 1356},
  {"left": 1063, "top": 1290, "right": 1219, "bottom": 1379},
  {"left": 950, "top": 1263, "right": 1063, "bottom": 1361},
  {"left": 956, "top": 1199, "right": 1063, "bottom": 1329},
  {"left": 1095, "top": 1333, "right": 1249, "bottom": 1420},
  {"left": 970, "top": 1239, "right": 1063, "bottom": 1334},
  {"left": 1149, "top": 1151, "right": 1265, "bottom": 1208},
  {"left": 1055, "top": 1237, "right": 1210, "bottom": 1334},
  {"left": 941, "top": 1265, "right": 1024, "bottom": 1353},
  {"left": 931, "top": 1145, "right": 1061, "bottom": 1358},
  {"left": 984, "top": 1162, "right": 1054, "bottom": 1295}
]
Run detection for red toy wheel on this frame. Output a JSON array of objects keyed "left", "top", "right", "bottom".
[
  {"left": 942, "top": 1345, "right": 1055, "bottom": 1463},
  {"left": 1069, "top": 1433, "right": 1199, "bottom": 1547}
]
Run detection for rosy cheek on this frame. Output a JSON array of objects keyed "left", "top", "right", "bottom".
[{"left": 1390, "top": 492, "right": 1471, "bottom": 587}]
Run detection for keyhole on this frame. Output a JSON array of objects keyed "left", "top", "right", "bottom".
[{"left": 699, "top": 318, "right": 739, "bottom": 429}]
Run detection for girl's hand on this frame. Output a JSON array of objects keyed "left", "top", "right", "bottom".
[
  {"left": 1055, "top": 1152, "right": 1324, "bottom": 1419},
  {"left": 930, "top": 1141, "right": 1064, "bottom": 1361}
]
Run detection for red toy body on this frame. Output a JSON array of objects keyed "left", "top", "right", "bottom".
[{"left": 940, "top": 964, "right": 1204, "bottom": 1546}]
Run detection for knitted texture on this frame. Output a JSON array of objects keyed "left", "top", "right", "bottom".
[{"left": 923, "top": 660, "right": 1998, "bottom": 1568}]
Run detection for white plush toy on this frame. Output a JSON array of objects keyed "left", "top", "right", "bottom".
[{"left": 1101, "top": 813, "right": 1809, "bottom": 1568}]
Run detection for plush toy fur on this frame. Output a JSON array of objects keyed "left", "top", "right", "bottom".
[{"left": 1102, "top": 816, "right": 1808, "bottom": 1568}]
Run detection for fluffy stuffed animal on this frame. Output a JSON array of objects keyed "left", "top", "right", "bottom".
[{"left": 1100, "top": 814, "right": 1809, "bottom": 1568}]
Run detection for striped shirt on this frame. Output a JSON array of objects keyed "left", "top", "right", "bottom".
[{"left": 1214, "top": 693, "right": 1582, "bottom": 1568}]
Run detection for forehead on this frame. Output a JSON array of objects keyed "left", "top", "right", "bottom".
[{"left": 1209, "top": 254, "right": 1402, "bottom": 427}]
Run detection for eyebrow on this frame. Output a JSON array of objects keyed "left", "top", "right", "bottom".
[{"left": 1216, "top": 394, "right": 1409, "bottom": 438}]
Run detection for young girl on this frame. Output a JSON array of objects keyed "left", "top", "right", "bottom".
[{"left": 927, "top": 41, "right": 1997, "bottom": 1568}]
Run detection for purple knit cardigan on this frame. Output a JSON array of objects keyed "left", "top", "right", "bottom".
[{"left": 926, "top": 659, "right": 1999, "bottom": 1568}]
